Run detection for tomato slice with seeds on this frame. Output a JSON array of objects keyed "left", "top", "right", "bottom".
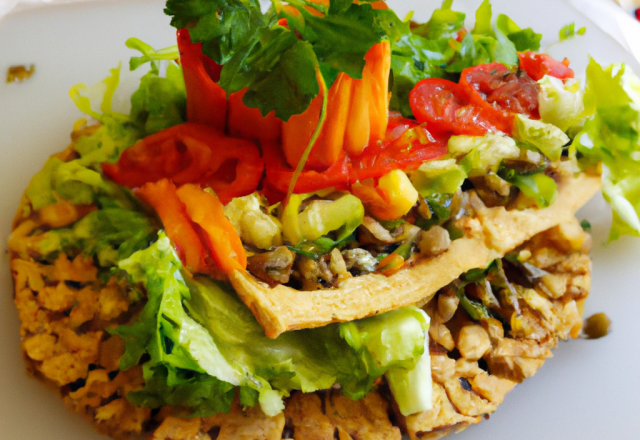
[
  {"left": 409, "top": 78, "right": 501, "bottom": 136},
  {"left": 460, "top": 62, "right": 541, "bottom": 121}
]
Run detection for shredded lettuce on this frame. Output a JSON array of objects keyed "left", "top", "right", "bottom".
[
  {"left": 573, "top": 59, "right": 640, "bottom": 240},
  {"left": 451, "top": 134, "right": 520, "bottom": 176},
  {"left": 410, "top": 159, "right": 466, "bottom": 197},
  {"left": 26, "top": 47, "right": 186, "bottom": 212}
]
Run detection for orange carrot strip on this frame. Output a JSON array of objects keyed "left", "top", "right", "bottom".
[
  {"left": 176, "top": 184, "right": 247, "bottom": 274},
  {"left": 136, "top": 179, "right": 207, "bottom": 273},
  {"left": 366, "top": 41, "right": 391, "bottom": 144},
  {"left": 282, "top": 76, "right": 326, "bottom": 170},
  {"left": 343, "top": 72, "right": 372, "bottom": 156}
]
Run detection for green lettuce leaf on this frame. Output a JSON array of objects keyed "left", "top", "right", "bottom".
[
  {"left": 573, "top": 59, "right": 640, "bottom": 240},
  {"left": 129, "top": 63, "right": 186, "bottom": 135},
  {"left": 538, "top": 76, "right": 588, "bottom": 134},
  {"left": 27, "top": 50, "right": 186, "bottom": 211},
  {"left": 410, "top": 159, "right": 466, "bottom": 197},
  {"left": 496, "top": 14, "right": 541, "bottom": 52},
  {"left": 513, "top": 114, "right": 570, "bottom": 162},
  {"left": 114, "top": 233, "right": 429, "bottom": 416}
]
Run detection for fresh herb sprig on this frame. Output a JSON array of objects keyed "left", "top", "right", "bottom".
[{"left": 165, "top": 0, "right": 396, "bottom": 121}]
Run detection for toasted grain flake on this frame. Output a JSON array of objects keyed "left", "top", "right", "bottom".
[
  {"left": 153, "top": 416, "right": 207, "bottom": 440},
  {"left": 324, "top": 391, "right": 402, "bottom": 440},
  {"left": 403, "top": 383, "right": 481, "bottom": 440},
  {"left": 285, "top": 393, "right": 335, "bottom": 440},
  {"left": 203, "top": 400, "right": 284, "bottom": 440},
  {"left": 455, "top": 326, "right": 491, "bottom": 361}
]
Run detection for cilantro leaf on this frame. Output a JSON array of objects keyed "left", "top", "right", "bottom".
[
  {"left": 281, "top": 2, "right": 385, "bottom": 83},
  {"left": 165, "top": 0, "right": 265, "bottom": 65},
  {"left": 243, "top": 40, "right": 320, "bottom": 120}
]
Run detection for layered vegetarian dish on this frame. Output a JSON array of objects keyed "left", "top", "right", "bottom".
[{"left": 9, "top": 0, "right": 640, "bottom": 439}]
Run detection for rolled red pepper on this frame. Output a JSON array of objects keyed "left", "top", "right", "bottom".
[
  {"left": 459, "top": 62, "right": 541, "bottom": 122},
  {"left": 103, "top": 123, "right": 264, "bottom": 204},
  {"left": 196, "top": 134, "right": 264, "bottom": 205},
  {"left": 177, "top": 29, "right": 228, "bottom": 131},
  {"left": 227, "top": 88, "right": 282, "bottom": 143}
]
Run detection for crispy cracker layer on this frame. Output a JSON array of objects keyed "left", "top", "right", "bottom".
[{"left": 230, "top": 173, "right": 600, "bottom": 338}]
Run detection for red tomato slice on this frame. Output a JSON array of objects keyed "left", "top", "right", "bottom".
[
  {"left": 409, "top": 78, "right": 501, "bottom": 136},
  {"left": 518, "top": 51, "right": 575, "bottom": 82},
  {"left": 460, "top": 62, "right": 541, "bottom": 121}
]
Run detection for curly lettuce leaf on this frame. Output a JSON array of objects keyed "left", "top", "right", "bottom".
[
  {"left": 538, "top": 76, "right": 588, "bottom": 134},
  {"left": 573, "top": 59, "right": 640, "bottom": 240},
  {"left": 27, "top": 49, "right": 186, "bottom": 211},
  {"left": 496, "top": 14, "right": 541, "bottom": 52}
]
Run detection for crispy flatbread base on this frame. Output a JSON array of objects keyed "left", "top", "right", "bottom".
[{"left": 230, "top": 173, "right": 601, "bottom": 338}]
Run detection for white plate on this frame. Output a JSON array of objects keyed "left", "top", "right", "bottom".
[{"left": 1, "top": 1, "right": 639, "bottom": 439}]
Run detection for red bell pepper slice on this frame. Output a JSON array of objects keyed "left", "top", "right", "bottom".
[
  {"left": 176, "top": 184, "right": 247, "bottom": 274},
  {"left": 135, "top": 179, "right": 208, "bottom": 274},
  {"left": 351, "top": 113, "right": 448, "bottom": 181},
  {"left": 409, "top": 78, "right": 501, "bottom": 135},
  {"left": 177, "top": 29, "right": 228, "bottom": 131},
  {"left": 103, "top": 123, "right": 264, "bottom": 204},
  {"left": 102, "top": 123, "right": 215, "bottom": 188},
  {"left": 518, "top": 51, "right": 575, "bottom": 82},
  {"left": 196, "top": 135, "right": 265, "bottom": 205},
  {"left": 262, "top": 139, "right": 351, "bottom": 197},
  {"left": 459, "top": 62, "right": 541, "bottom": 121}
]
